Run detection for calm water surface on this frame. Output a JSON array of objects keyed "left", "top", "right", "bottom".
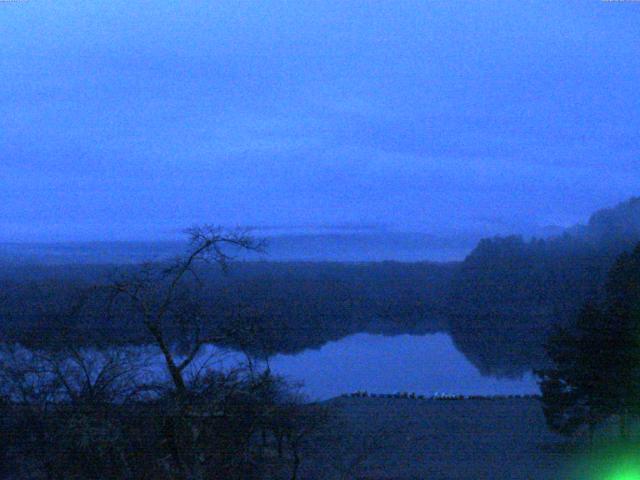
[
  {"left": 4, "top": 334, "right": 539, "bottom": 402},
  {"left": 200, "top": 333, "right": 538, "bottom": 401}
]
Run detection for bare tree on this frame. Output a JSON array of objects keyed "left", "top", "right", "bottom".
[
  {"left": 108, "top": 226, "right": 264, "bottom": 397},
  {"left": 104, "top": 227, "right": 266, "bottom": 480},
  {"left": 0, "top": 227, "right": 335, "bottom": 480}
]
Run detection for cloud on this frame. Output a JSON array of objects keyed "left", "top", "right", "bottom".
[{"left": 1, "top": 1, "right": 639, "bottom": 241}]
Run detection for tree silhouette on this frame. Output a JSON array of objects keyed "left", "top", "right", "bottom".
[{"left": 538, "top": 243, "right": 640, "bottom": 442}]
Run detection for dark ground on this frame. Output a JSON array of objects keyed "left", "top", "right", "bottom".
[{"left": 301, "top": 397, "right": 573, "bottom": 480}]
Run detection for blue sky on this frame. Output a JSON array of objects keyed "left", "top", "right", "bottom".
[{"left": 1, "top": 1, "right": 639, "bottom": 241}]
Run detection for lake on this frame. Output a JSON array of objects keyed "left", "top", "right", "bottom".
[
  {"left": 196, "top": 333, "right": 539, "bottom": 401},
  {"left": 1, "top": 333, "right": 539, "bottom": 402}
]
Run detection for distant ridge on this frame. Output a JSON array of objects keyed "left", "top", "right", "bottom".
[
  {"left": 0, "top": 232, "right": 479, "bottom": 265},
  {"left": 567, "top": 196, "right": 640, "bottom": 243},
  {"left": 3, "top": 198, "right": 640, "bottom": 266}
]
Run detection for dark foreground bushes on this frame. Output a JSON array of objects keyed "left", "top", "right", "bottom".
[{"left": 0, "top": 347, "right": 328, "bottom": 480}]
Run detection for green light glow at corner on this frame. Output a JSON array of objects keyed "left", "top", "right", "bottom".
[
  {"left": 563, "top": 444, "right": 640, "bottom": 480},
  {"left": 596, "top": 452, "right": 640, "bottom": 480},
  {"left": 607, "top": 463, "right": 640, "bottom": 480}
]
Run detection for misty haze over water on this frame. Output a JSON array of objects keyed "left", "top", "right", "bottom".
[
  {"left": 1, "top": 224, "right": 569, "bottom": 265},
  {"left": 0, "top": 234, "right": 472, "bottom": 264}
]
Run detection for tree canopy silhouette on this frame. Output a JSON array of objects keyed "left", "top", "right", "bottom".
[{"left": 537, "top": 242, "right": 640, "bottom": 441}]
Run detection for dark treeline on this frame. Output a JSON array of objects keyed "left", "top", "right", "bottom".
[
  {"left": 537, "top": 242, "right": 640, "bottom": 444},
  {"left": 448, "top": 196, "right": 640, "bottom": 376},
  {"left": 0, "top": 261, "right": 455, "bottom": 356}
]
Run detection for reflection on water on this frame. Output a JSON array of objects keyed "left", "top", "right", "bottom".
[
  {"left": 200, "top": 333, "right": 539, "bottom": 401},
  {"left": 2, "top": 334, "right": 539, "bottom": 402}
]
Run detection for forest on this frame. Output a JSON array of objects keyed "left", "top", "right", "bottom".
[
  {"left": 0, "top": 198, "right": 640, "bottom": 376},
  {"left": 2, "top": 197, "right": 640, "bottom": 376}
]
